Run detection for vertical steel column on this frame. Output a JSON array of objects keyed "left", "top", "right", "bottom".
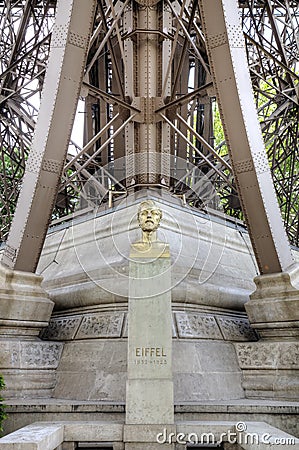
[
  {"left": 2, "top": 0, "right": 96, "bottom": 273},
  {"left": 198, "top": 0, "right": 294, "bottom": 274},
  {"left": 123, "top": 0, "right": 171, "bottom": 186},
  {"left": 138, "top": 4, "right": 159, "bottom": 183},
  {"left": 123, "top": 3, "right": 136, "bottom": 185},
  {"left": 161, "top": 2, "right": 172, "bottom": 184}
]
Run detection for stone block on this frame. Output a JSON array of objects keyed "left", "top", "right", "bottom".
[
  {"left": 113, "top": 444, "right": 125, "bottom": 450},
  {"left": 0, "top": 264, "right": 60, "bottom": 399},
  {"left": 235, "top": 341, "right": 299, "bottom": 369},
  {"left": 0, "top": 422, "right": 64, "bottom": 450},
  {"left": 245, "top": 267, "right": 299, "bottom": 338},
  {"left": 53, "top": 340, "right": 127, "bottom": 400},
  {"left": 2, "top": 369, "right": 57, "bottom": 399},
  {"left": 174, "top": 371, "right": 243, "bottom": 402},
  {"left": 63, "top": 421, "right": 123, "bottom": 442},
  {"left": 76, "top": 312, "right": 124, "bottom": 339},
  {"left": 241, "top": 369, "right": 299, "bottom": 400},
  {"left": 175, "top": 312, "right": 222, "bottom": 339},
  {"left": 0, "top": 264, "right": 54, "bottom": 336},
  {"left": 124, "top": 424, "right": 176, "bottom": 442},
  {"left": 235, "top": 341, "right": 299, "bottom": 400},
  {"left": 0, "top": 341, "right": 63, "bottom": 370},
  {"left": 41, "top": 317, "right": 82, "bottom": 340},
  {"left": 126, "top": 379, "right": 174, "bottom": 424},
  {"left": 0, "top": 339, "right": 63, "bottom": 399},
  {"left": 216, "top": 316, "right": 257, "bottom": 341}
]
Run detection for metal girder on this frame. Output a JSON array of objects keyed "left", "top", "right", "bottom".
[
  {"left": 198, "top": 0, "right": 294, "bottom": 274},
  {"left": 1, "top": 0, "right": 96, "bottom": 272},
  {"left": 0, "top": 0, "right": 298, "bottom": 265}
]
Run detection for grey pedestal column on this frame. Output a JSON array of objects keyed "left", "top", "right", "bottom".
[{"left": 125, "top": 241, "right": 175, "bottom": 449}]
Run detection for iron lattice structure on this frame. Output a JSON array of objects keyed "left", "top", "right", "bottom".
[{"left": 0, "top": 0, "right": 298, "bottom": 246}]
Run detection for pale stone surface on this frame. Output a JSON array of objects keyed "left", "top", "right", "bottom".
[
  {"left": 2, "top": 400, "right": 299, "bottom": 439},
  {"left": 1, "top": 341, "right": 63, "bottom": 399},
  {"left": 246, "top": 264, "right": 299, "bottom": 338},
  {"left": 51, "top": 323, "right": 245, "bottom": 401},
  {"left": 28, "top": 191, "right": 299, "bottom": 406},
  {"left": 235, "top": 342, "right": 299, "bottom": 369},
  {"left": 53, "top": 340, "right": 127, "bottom": 401},
  {"left": 126, "top": 379, "right": 174, "bottom": 424},
  {"left": 175, "top": 312, "right": 222, "bottom": 339},
  {"left": 2, "top": 369, "right": 58, "bottom": 399},
  {"left": 0, "top": 423, "right": 64, "bottom": 450},
  {"left": 124, "top": 424, "right": 176, "bottom": 449},
  {"left": 0, "top": 263, "right": 54, "bottom": 334},
  {"left": 0, "top": 264, "right": 61, "bottom": 399},
  {"left": 1, "top": 420, "right": 298, "bottom": 449},
  {"left": 173, "top": 341, "right": 244, "bottom": 401},
  {"left": 38, "top": 192, "right": 257, "bottom": 311},
  {"left": 239, "top": 369, "right": 299, "bottom": 400},
  {"left": 76, "top": 312, "right": 124, "bottom": 339},
  {"left": 41, "top": 309, "right": 256, "bottom": 342},
  {"left": 124, "top": 424, "right": 176, "bottom": 442},
  {"left": 239, "top": 265, "right": 299, "bottom": 400},
  {"left": 63, "top": 421, "right": 123, "bottom": 441}
]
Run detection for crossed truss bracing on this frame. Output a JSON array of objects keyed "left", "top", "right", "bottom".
[{"left": 0, "top": 0, "right": 298, "bottom": 247}]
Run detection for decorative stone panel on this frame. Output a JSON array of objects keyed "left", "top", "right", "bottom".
[
  {"left": 235, "top": 342, "right": 299, "bottom": 369},
  {"left": 41, "top": 317, "right": 82, "bottom": 341},
  {"left": 76, "top": 312, "right": 125, "bottom": 339},
  {"left": 21, "top": 342, "right": 63, "bottom": 369},
  {"left": 216, "top": 316, "right": 257, "bottom": 341},
  {"left": 175, "top": 312, "right": 222, "bottom": 339}
]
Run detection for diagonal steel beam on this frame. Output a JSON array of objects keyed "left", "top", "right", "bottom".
[
  {"left": 198, "top": 0, "right": 295, "bottom": 274},
  {"left": 1, "top": 0, "right": 97, "bottom": 272}
]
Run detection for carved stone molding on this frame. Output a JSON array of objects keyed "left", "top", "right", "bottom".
[
  {"left": 217, "top": 317, "right": 257, "bottom": 341},
  {"left": 76, "top": 312, "right": 125, "bottom": 339},
  {"left": 41, "top": 317, "right": 82, "bottom": 341},
  {"left": 21, "top": 342, "right": 63, "bottom": 369},
  {"left": 41, "top": 310, "right": 257, "bottom": 342},
  {"left": 175, "top": 312, "right": 222, "bottom": 339},
  {"left": 235, "top": 342, "right": 299, "bottom": 369}
]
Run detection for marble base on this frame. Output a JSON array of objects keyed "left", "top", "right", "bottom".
[
  {"left": 48, "top": 300, "right": 247, "bottom": 402},
  {"left": 240, "top": 265, "right": 299, "bottom": 400},
  {"left": 124, "top": 424, "right": 175, "bottom": 450},
  {"left": 0, "top": 263, "right": 54, "bottom": 337},
  {"left": 245, "top": 264, "right": 299, "bottom": 339},
  {"left": 126, "top": 245, "right": 174, "bottom": 425},
  {"left": 235, "top": 341, "right": 299, "bottom": 400},
  {"left": 0, "top": 263, "right": 61, "bottom": 398}
]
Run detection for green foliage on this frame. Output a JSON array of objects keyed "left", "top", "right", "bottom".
[
  {"left": 0, "top": 375, "right": 7, "bottom": 434},
  {"left": 212, "top": 102, "right": 228, "bottom": 157}
]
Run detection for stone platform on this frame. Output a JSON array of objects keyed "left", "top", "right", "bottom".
[
  {"left": 34, "top": 191, "right": 263, "bottom": 403},
  {"left": 1, "top": 190, "right": 298, "bottom": 442},
  {"left": 3, "top": 399, "right": 299, "bottom": 438}
]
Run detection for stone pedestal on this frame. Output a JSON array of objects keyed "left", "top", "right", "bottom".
[
  {"left": 235, "top": 263, "right": 299, "bottom": 400},
  {"left": 125, "top": 241, "right": 174, "bottom": 449},
  {"left": 0, "top": 263, "right": 62, "bottom": 398}
]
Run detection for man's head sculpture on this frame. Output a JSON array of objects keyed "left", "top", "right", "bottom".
[{"left": 137, "top": 200, "right": 162, "bottom": 242}]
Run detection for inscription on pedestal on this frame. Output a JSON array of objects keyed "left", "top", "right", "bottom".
[{"left": 133, "top": 346, "right": 168, "bottom": 365}]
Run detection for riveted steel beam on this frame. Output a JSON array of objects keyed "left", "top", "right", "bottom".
[
  {"left": 1, "top": 0, "right": 96, "bottom": 272},
  {"left": 198, "top": 0, "right": 294, "bottom": 274}
]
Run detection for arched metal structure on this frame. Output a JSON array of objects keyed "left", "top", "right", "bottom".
[{"left": 0, "top": 0, "right": 298, "bottom": 269}]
